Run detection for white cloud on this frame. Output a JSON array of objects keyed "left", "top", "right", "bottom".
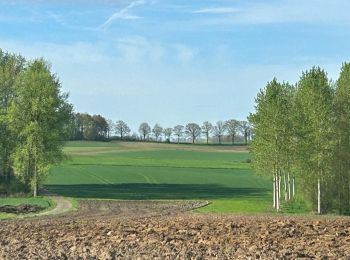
[
  {"left": 193, "top": 7, "right": 239, "bottom": 14},
  {"left": 99, "top": 0, "right": 145, "bottom": 30},
  {"left": 191, "top": 0, "right": 350, "bottom": 26}
]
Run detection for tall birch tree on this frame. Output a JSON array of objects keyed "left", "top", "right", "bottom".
[
  {"left": 294, "top": 67, "right": 333, "bottom": 214},
  {"left": 8, "top": 59, "right": 72, "bottom": 196},
  {"left": 333, "top": 62, "right": 350, "bottom": 214},
  {"left": 249, "top": 78, "right": 294, "bottom": 211}
]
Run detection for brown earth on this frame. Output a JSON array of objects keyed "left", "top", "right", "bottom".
[{"left": 1, "top": 200, "right": 350, "bottom": 259}]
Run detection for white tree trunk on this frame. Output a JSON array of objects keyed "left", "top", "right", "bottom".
[
  {"left": 318, "top": 178, "right": 321, "bottom": 214},
  {"left": 276, "top": 174, "right": 280, "bottom": 211},
  {"left": 284, "top": 173, "right": 287, "bottom": 201},
  {"left": 287, "top": 173, "right": 291, "bottom": 200},
  {"left": 273, "top": 174, "right": 276, "bottom": 208},
  {"left": 292, "top": 177, "right": 295, "bottom": 197}
]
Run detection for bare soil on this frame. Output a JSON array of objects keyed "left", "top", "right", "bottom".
[{"left": 1, "top": 200, "right": 350, "bottom": 259}]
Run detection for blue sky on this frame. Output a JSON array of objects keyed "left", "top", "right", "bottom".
[{"left": 1, "top": 0, "right": 350, "bottom": 131}]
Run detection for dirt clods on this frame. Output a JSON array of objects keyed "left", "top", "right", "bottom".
[{"left": 1, "top": 200, "right": 350, "bottom": 259}]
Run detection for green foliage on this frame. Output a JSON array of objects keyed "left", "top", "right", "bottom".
[
  {"left": 250, "top": 64, "right": 350, "bottom": 215},
  {"left": 70, "top": 113, "right": 109, "bottom": 141},
  {"left": 294, "top": 67, "right": 334, "bottom": 212},
  {"left": 0, "top": 50, "right": 25, "bottom": 182},
  {"left": 332, "top": 63, "right": 350, "bottom": 214},
  {"left": 1, "top": 53, "right": 73, "bottom": 196},
  {"left": 249, "top": 78, "right": 294, "bottom": 177}
]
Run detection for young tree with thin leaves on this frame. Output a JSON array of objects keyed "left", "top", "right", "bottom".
[
  {"left": 225, "top": 119, "right": 240, "bottom": 144},
  {"left": 239, "top": 121, "right": 251, "bottom": 145},
  {"left": 201, "top": 121, "right": 213, "bottom": 144},
  {"left": 152, "top": 123, "right": 163, "bottom": 141},
  {"left": 139, "top": 122, "right": 151, "bottom": 141},
  {"left": 333, "top": 63, "right": 350, "bottom": 215},
  {"left": 249, "top": 78, "right": 295, "bottom": 211},
  {"left": 185, "top": 123, "right": 201, "bottom": 144},
  {"left": 173, "top": 125, "right": 184, "bottom": 144},
  {"left": 115, "top": 120, "right": 131, "bottom": 140},
  {"left": 212, "top": 121, "right": 226, "bottom": 144},
  {"left": 163, "top": 128, "right": 173, "bottom": 142},
  {"left": 8, "top": 59, "right": 72, "bottom": 197},
  {"left": 294, "top": 67, "right": 334, "bottom": 214}
]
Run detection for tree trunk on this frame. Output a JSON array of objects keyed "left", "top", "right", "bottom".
[
  {"left": 177, "top": 137, "right": 180, "bottom": 144},
  {"left": 292, "top": 177, "right": 295, "bottom": 198},
  {"left": 33, "top": 182, "right": 37, "bottom": 197},
  {"left": 33, "top": 163, "right": 37, "bottom": 197},
  {"left": 287, "top": 172, "right": 291, "bottom": 200},
  {"left": 206, "top": 134, "right": 209, "bottom": 144},
  {"left": 278, "top": 173, "right": 281, "bottom": 201},
  {"left": 276, "top": 174, "right": 280, "bottom": 211},
  {"left": 284, "top": 173, "right": 287, "bottom": 201},
  {"left": 232, "top": 134, "right": 235, "bottom": 145},
  {"left": 273, "top": 174, "right": 276, "bottom": 208},
  {"left": 317, "top": 178, "right": 321, "bottom": 214}
]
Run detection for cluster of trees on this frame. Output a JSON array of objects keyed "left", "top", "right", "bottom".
[
  {"left": 70, "top": 113, "right": 110, "bottom": 141},
  {"left": 137, "top": 120, "right": 252, "bottom": 144},
  {"left": 69, "top": 116, "right": 252, "bottom": 144},
  {"left": 249, "top": 64, "right": 350, "bottom": 215},
  {"left": 0, "top": 50, "right": 72, "bottom": 196}
]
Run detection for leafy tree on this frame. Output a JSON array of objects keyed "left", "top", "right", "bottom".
[
  {"left": 201, "top": 121, "right": 213, "bottom": 144},
  {"left": 163, "top": 128, "right": 173, "bottom": 142},
  {"left": 92, "top": 114, "right": 108, "bottom": 140},
  {"left": 106, "top": 119, "right": 114, "bottom": 139},
  {"left": 139, "top": 122, "right": 151, "bottom": 140},
  {"left": 8, "top": 59, "right": 72, "bottom": 196},
  {"left": 294, "top": 67, "right": 334, "bottom": 214},
  {"left": 185, "top": 123, "right": 201, "bottom": 144},
  {"left": 115, "top": 120, "right": 131, "bottom": 140},
  {"left": 225, "top": 119, "right": 240, "bottom": 144},
  {"left": 249, "top": 78, "right": 295, "bottom": 211},
  {"left": 0, "top": 50, "right": 25, "bottom": 181},
  {"left": 333, "top": 62, "right": 350, "bottom": 214},
  {"left": 173, "top": 125, "right": 184, "bottom": 143},
  {"left": 152, "top": 123, "right": 163, "bottom": 141},
  {"left": 239, "top": 121, "right": 251, "bottom": 145},
  {"left": 212, "top": 121, "right": 226, "bottom": 144}
]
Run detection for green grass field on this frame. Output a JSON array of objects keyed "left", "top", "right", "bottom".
[{"left": 45, "top": 141, "right": 272, "bottom": 213}]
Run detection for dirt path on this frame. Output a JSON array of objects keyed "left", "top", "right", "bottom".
[{"left": 36, "top": 196, "right": 73, "bottom": 217}]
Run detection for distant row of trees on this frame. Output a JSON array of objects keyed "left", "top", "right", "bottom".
[
  {"left": 0, "top": 49, "right": 72, "bottom": 196},
  {"left": 249, "top": 63, "right": 350, "bottom": 215},
  {"left": 69, "top": 115, "right": 252, "bottom": 144}
]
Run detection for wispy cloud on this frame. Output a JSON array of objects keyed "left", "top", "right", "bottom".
[
  {"left": 193, "top": 7, "right": 239, "bottom": 14},
  {"left": 193, "top": 0, "right": 350, "bottom": 25},
  {"left": 99, "top": 0, "right": 145, "bottom": 30}
]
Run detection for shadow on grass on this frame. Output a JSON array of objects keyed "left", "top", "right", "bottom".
[{"left": 45, "top": 183, "right": 269, "bottom": 200}]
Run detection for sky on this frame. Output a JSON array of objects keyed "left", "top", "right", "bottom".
[{"left": 1, "top": 0, "right": 350, "bottom": 131}]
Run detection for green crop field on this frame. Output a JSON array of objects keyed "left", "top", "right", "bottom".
[{"left": 45, "top": 141, "right": 272, "bottom": 213}]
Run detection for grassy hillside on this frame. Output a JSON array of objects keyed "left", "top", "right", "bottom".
[{"left": 46, "top": 141, "right": 272, "bottom": 213}]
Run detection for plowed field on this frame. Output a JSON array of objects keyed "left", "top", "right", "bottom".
[{"left": 1, "top": 200, "right": 350, "bottom": 259}]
